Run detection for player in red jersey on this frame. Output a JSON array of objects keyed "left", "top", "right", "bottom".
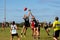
[
  {"left": 2, "top": 22, "right": 5, "bottom": 30},
  {"left": 30, "top": 18, "right": 35, "bottom": 36}
]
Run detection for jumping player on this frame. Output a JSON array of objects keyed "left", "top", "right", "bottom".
[
  {"left": 21, "top": 10, "right": 31, "bottom": 37},
  {"left": 30, "top": 18, "right": 35, "bottom": 36},
  {"left": 30, "top": 13, "right": 39, "bottom": 39},
  {"left": 10, "top": 21, "right": 20, "bottom": 40}
]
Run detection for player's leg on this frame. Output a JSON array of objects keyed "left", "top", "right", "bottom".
[
  {"left": 32, "top": 28, "right": 34, "bottom": 36},
  {"left": 16, "top": 33, "right": 20, "bottom": 40},
  {"left": 24, "top": 23, "right": 30, "bottom": 37},
  {"left": 36, "top": 27, "right": 40, "bottom": 39},
  {"left": 53, "top": 30, "right": 59, "bottom": 40},
  {"left": 31, "top": 27, "right": 34, "bottom": 36},
  {"left": 38, "top": 27, "right": 40, "bottom": 39},
  {"left": 34, "top": 28, "right": 36, "bottom": 39},
  {"left": 10, "top": 34, "right": 13, "bottom": 40},
  {"left": 24, "top": 27, "right": 27, "bottom": 37},
  {"left": 21, "top": 25, "right": 25, "bottom": 37},
  {"left": 46, "top": 28, "right": 50, "bottom": 36},
  {"left": 44, "top": 27, "right": 50, "bottom": 36}
]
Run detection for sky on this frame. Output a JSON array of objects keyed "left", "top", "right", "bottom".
[{"left": 0, "top": 0, "right": 60, "bottom": 23}]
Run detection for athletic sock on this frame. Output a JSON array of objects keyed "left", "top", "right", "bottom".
[
  {"left": 34, "top": 35, "right": 36, "bottom": 39},
  {"left": 24, "top": 33, "right": 26, "bottom": 35},
  {"left": 21, "top": 33, "right": 23, "bottom": 37},
  {"left": 38, "top": 35, "right": 40, "bottom": 39},
  {"left": 48, "top": 33, "right": 50, "bottom": 36},
  {"left": 21, "top": 33, "right": 23, "bottom": 35},
  {"left": 24, "top": 33, "right": 26, "bottom": 37}
]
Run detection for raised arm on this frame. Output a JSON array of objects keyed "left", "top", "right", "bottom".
[
  {"left": 23, "top": 14, "right": 26, "bottom": 19},
  {"left": 27, "top": 9, "right": 31, "bottom": 17},
  {"left": 53, "top": 22, "right": 56, "bottom": 28},
  {"left": 28, "top": 9, "right": 35, "bottom": 19},
  {"left": 28, "top": 9, "right": 33, "bottom": 16}
]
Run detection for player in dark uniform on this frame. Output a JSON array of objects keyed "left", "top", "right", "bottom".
[
  {"left": 37, "top": 20, "right": 40, "bottom": 39},
  {"left": 43, "top": 22, "right": 50, "bottom": 36},
  {"left": 30, "top": 15, "right": 39, "bottom": 39},
  {"left": 48, "top": 22, "right": 52, "bottom": 28},
  {"left": 28, "top": 9, "right": 40, "bottom": 39},
  {"left": 21, "top": 10, "right": 30, "bottom": 37},
  {"left": 48, "top": 22, "right": 52, "bottom": 34}
]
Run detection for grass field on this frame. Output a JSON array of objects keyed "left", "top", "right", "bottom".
[{"left": 0, "top": 27, "right": 60, "bottom": 40}]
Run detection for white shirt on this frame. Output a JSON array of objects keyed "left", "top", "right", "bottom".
[{"left": 11, "top": 25, "right": 17, "bottom": 34}]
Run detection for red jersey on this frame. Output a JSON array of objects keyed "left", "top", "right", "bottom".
[
  {"left": 31, "top": 21, "right": 35, "bottom": 28},
  {"left": 2, "top": 23, "right": 5, "bottom": 28}
]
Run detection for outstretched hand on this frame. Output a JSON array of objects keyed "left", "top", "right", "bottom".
[{"left": 28, "top": 9, "right": 34, "bottom": 17}]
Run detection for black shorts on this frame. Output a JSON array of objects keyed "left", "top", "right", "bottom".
[
  {"left": 24, "top": 23, "right": 30, "bottom": 27},
  {"left": 11, "top": 33, "right": 18, "bottom": 37},
  {"left": 35, "top": 24, "right": 38, "bottom": 28},
  {"left": 38, "top": 27, "right": 40, "bottom": 32},
  {"left": 53, "top": 30, "right": 60, "bottom": 38},
  {"left": 44, "top": 26, "right": 48, "bottom": 30}
]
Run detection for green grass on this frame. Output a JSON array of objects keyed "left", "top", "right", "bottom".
[{"left": 0, "top": 27, "right": 60, "bottom": 40}]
